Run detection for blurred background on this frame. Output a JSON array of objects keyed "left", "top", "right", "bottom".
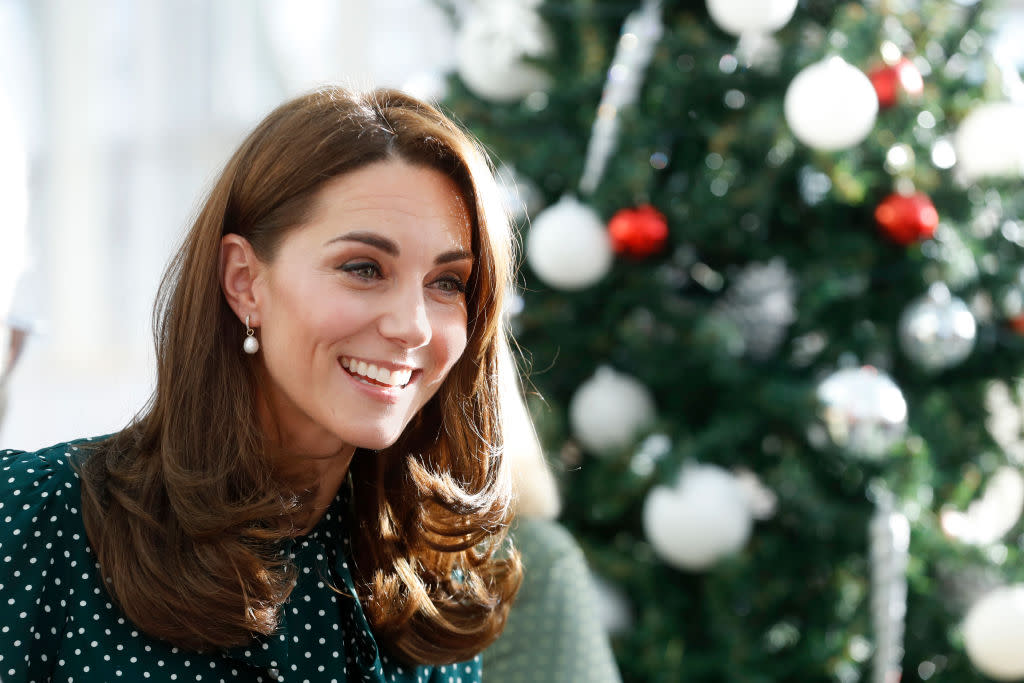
[{"left": 5, "top": 1, "right": 1024, "bottom": 682}]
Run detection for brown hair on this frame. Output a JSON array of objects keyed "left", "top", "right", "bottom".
[{"left": 78, "top": 87, "right": 521, "bottom": 664}]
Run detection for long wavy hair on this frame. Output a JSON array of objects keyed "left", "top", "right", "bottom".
[{"left": 78, "top": 87, "right": 522, "bottom": 664}]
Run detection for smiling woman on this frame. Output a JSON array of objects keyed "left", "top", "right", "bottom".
[
  {"left": 221, "top": 161, "right": 477, "bottom": 477},
  {"left": 0, "top": 87, "right": 521, "bottom": 682}
]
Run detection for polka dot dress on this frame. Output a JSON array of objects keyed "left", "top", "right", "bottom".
[
  {"left": 0, "top": 440, "right": 482, "bottom": 683},
  {"left": 482, "top": 518, "right": 621, "bottom": 683}
]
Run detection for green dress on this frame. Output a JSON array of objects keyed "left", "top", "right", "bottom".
[
  {"left": 483, "top": 517, "right": 621, "bottom": 683},
  {"left": 0, "top": 439, "right": 482, "bottom": 683}
]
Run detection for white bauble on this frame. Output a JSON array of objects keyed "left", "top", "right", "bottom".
[
  {"left": 706, "top": 0, "right": 798, "bottom": 37},
  {"left": 643, "top": 464, "right": 753, "bottom": 571},
  {"left": 899, "top": 283, "right": 976, "bottom": 372},
  {"left": 942, "top": 466, "right": 1024, "bottom": 546},
  {"left": 569, "top": 366, "right": 655, "bottom": 455},
  {"left": 455, "top": 4, "right": 552, "bottom": 103},
  {"left": 527, "top": 195, "right": 612, "bottom": 290},
  {"left": 955, "top": 102, "right": 1024, "bottom": 182},
  {"left": 784, "top": 57, "right": 879, "bottom": 151},
  {"left": 817, "top": 366, "right": 908, "bottom": 459},
  {"left": 963, "top": 584, "right": 1024, "bottom": 680}
]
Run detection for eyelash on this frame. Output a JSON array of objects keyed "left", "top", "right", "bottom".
[
  {"left": 340, "top": 261, "right": 382, "bottom": 280},
  {"left": 435, "top": 276, "right": 467, "bottom": 294},
  {"left": 340, "top": 261, "right": 467, "bottom": 294}
]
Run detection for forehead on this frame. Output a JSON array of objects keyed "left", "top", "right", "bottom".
[{"left": 306, "top": 160, "right": 474, "bottom": 246}]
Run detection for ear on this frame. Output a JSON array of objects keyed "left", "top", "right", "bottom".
[{"left": 219, "top": 233, "right": 264, "bottom": 325}]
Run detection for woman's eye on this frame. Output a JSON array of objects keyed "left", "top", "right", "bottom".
[
  {"left": 433, "top": 275, "right": 467, "bottom": 294},
  {"left": 340, "top": 262, "right": 381, "bottom": 280}
]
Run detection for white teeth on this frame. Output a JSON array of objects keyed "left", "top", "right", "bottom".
[{"left": 342, "top": 357, "right": 412, "bottom": 387}]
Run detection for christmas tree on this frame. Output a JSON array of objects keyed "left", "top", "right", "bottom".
[{"left": 440, "top": 1, "right": 1024, "bottom": 681}]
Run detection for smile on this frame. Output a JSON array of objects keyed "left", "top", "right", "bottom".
[{"left": 340, "top": 357, "right": 414, "bottom": 388}]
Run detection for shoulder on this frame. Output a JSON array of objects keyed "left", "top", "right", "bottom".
[
  {"left": 511, "top": 517, "right": 587, "bottom": 573},
  {"left": 0, "top": 438, "right": 100, "bottom": 527},
  {"left": 0, "top": 439, "right": 102, "bottom": 681}
]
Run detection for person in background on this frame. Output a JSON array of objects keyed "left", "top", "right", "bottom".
[
  {"left": 0, "top": 83, "right": 30, "bottom": 432},
  {"left": 485, "top": 340, "right": 622, "bottom": 683},
  {"left": 0, "top": 294, "right": 30, "bottom": 427},
  {"left": 0, "top": 86, "right": 522, "bottom": 682}
]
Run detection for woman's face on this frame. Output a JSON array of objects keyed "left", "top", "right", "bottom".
[{"left": 250, "top": 159, "right": 474, "bottom": 456}]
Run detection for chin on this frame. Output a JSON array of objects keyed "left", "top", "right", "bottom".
[{"left": 346, "top": 426, "right": 406, "bottom": 452}]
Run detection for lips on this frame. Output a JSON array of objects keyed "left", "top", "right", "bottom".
[{"left": 340, "top": 357, "right": 414, "bottom": 388}]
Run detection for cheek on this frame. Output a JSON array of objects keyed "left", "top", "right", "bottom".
[{"left": 434, "top": 314, "right": 470, "bottom": 373}]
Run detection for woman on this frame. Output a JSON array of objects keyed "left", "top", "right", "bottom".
[{"left": 0, "top": 86, "right": 521, "bottom": 682}]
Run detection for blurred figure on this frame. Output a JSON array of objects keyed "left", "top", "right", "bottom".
[
  {"left": 487, "top": 341, "right": 622, "bottom": 683},
  {"left": 0, "top": 293, "right": 30, "bottom": 428},
  {"left": 0, "top": 84, "right": 30, "bottom": 430}
]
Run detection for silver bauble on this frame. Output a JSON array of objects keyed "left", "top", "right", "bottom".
[
  {"left": 817, "top": 366, "right": 908, "bottom": 459},
  {"left": 899, "top": 282, "right": 976, "bottom": 371}
]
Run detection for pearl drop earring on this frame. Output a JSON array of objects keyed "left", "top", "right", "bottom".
[{"left": 243, "top": 315, "right": 260, "bottom": 354}]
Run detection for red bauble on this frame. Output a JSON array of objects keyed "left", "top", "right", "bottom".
[
  {"left": 608, "top": 204, "right": 668, "bottom": 258},
  {"left": 868, "top": 58, "right": 924, "bottom": 109},
  {"left": 874, "top": 192, "right": 938, "bottom": 245},
  {"left": 1010, "top": 315, "right": 1024, "bottom": 335}
]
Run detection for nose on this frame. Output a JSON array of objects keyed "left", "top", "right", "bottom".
[{"left": 378, "top": 284, "right": 432, "bottom": 349}]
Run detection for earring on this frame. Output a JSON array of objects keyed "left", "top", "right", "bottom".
[{"left": 243, "top": 315, "right": 260, "bottom": 354}]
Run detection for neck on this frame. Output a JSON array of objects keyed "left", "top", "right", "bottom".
[
  {"left": 253, "top": 381, "right": 358, "bottom": 533},
  {"left": 273, "top": 444, "right": 357, "bottom": 535}
]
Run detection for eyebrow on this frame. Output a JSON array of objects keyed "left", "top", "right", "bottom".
[{"left": 326, "top": 231, "right": 473, "bottom": 265}]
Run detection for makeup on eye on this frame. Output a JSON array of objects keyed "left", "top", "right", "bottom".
[
  {"left": 339, "top": 261, "right": 382, "bottom": 280},
  {"left": 336, "top": 258, "right": 469, "bottom": 296},
  {"left": 432, "top": 273, "right": 468, "bottom": 294}
]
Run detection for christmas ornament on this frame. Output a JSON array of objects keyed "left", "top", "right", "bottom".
[
  {"left": 1004, "top": 278, "right": 1024, "bottom": 333},
  {"left": 898, "top": 282, "right": 977, "bottom": 371},
  {"left": 985, "top": 381, "right": 1024, "bottom": 466},
  {"left": 608, "top": 205, "right": 669, "bottom": 258},
  {"left": 569, "top": 366, "right": 656, "bottom": 455},
  {"left": 874, "top": 191, "right": 938, "bottom": 245},
  {"left": 941, "top": 466, "right": 1024, "bottom": 546},
  {"left": 955, "top": 102, "right": 1024, "bottom": 182},
  {"left": 643, "top": 463, "right": 754, "bottom": 571},
  {"left": 817, "top": 366, "right": 908, "bottom": 459},
  {"left": 868, "top": 57, "right": 924, "bottom": 109},
  {"left": 579, "top": 0, "right": 663, "bottom": 194},
  {"left": 527, "top": 195, "right": 613, "bottom": 290},
  {"left": 869, "top": 495, "right": 909, "bottom": 683},
  {"left": 733, "top": 468, "right": 778, "bottom": 519},
  {"left": 705, "top": 0, "right": 797, "bottom": 38},
  {"left": 963, "top": 584, "right": 1024, "bottom": 680},
  {"left": 714, "top": 258, "right": 796, "bottom": 360},
  {"left": 455, "top": 1, "right": 552, "bottom": 103},
  {"left": 784, "top": 57, "right": 879, "bottom": 151}
]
